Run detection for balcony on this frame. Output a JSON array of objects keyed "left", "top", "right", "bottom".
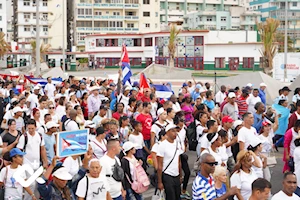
[
  {"left": 76, "top": 27, "right": 128, "bottom": 32},
  {"left": 124, "top": 16, "right": 139, "bottom": 20},
  {"left": 93, "top": 3, "right": 124, "bottom": 9},
  {"left": 124, "top": 4, "right": 139, "bottom": 9},
  {"left": 124, "top": 28, "right": 139, "bottom": 31},
  {"left": 240, "top": 21, "right": 256, "bottom": 25},
  {"left": 77, "top": 15, "right": 93, "bottom": 20},
  {"left": 94, "top": 15, "right": 124, "bottom": 20}
]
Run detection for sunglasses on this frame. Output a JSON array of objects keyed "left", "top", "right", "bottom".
[
  {"left": 179, "top": 119, "right": 186, "bottom": 122},
  {"left": 205, "top": 162, "right": 218, "bottom": 166},
  {"left": 49, "top": 107, "right": 55, "bottom": 109}
]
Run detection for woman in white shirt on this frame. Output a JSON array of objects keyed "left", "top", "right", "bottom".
[
  {"left": 119, "top": 116, "right": 130, "bottom": 141},
  {"left": 247, "top": 138, "right": 266, "bottom": 178},
  {"left": 195, "top": 112, "right": 208, "bottom": 157},
  {"left": 90, "top": 127, "right": 107, "bottom": 159},
  {"left": 62, "top": 155, "right": 82, "bottom": 177},
  {"left": 48, "top": 103, "right": 59, "bottom": 124},
  {"left": 69, "top": 92, "right": 80, "bottom": 108},
  {"left": 55, "top": 96, "right": 66, "bottom": 120},
  {"left": 230, "top": 150, "right": 259, "bottom": 200},
  {"left": 75, "top": 105, "right": 85, "bottom": 129}
]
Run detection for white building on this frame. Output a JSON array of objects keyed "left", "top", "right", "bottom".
[
  {"left": 0, "top": 0, "right": 8, "bottom": 38},
  {"left": 84, "top": 30, "right": 264, "bottom": 70},
  {"left": 74, "top": 0, "right": 160, "bottom": 51}
]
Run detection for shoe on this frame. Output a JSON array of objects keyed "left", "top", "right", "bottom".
[
  {"left": 273, "top": 144, "right": 279, "bottom": 152},
  {"left": 180, "top": 191, "right": 191, "bottom": 199}
]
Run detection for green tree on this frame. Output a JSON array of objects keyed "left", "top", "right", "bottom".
[{"left": 276, "top": 33, "right": 295, "bottom": 52}]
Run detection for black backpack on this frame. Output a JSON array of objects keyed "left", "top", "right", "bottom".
[
  {"left": 62, "top": 119, "right": 79, "bottom": 131},
  {"left": 153, "top": 122, "right": 168, "bottom": 142},
  {"left": 186, "top": 121, "right": 201, "bottom": 151},
  {"left": 23, "top": 132, "right": 43, "bottom": 152}
]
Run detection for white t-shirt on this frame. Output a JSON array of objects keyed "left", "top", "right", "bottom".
[
  {"left": 294, "top": 147, "right": 300, "bottom": 187},
  {"left": 172, "top": 102, "right": 181, "bottom": 113},
  {"left": 16, "top": 132, "right": 45, "bottom": 170},
  {"left": 150, "top": 102, "right": 158, "bottom": 119},
  {"left": 252, "top": 154, "right": 263, "bottom": 178},
  {"left": 200, "top": 133, "right": 210, "bottom": 150},
  {"left": 246, "top": 95, "right": 262, "bottom": 114},
  {"left": 215, "top": 91, "right": 226, "bottom": 104},
  {"left": 195, "top": 120, "right": 206, "bottom": 142},
  {"left": 157, "top": 139, "right": 182, "bottom": 176},
  {"left": 230, "top": 169, "right": 258, "bottom": 200},
  {"left": 151, "top": 121, "right": 168, "bottom": 143},
  {"left": 238, "top": 126, "right": 259, "bottom": 150},
  {"left": 90, "top": 139, "right": 107, "bottom": 159},
  {"left": 258, "top": 134, "right": 272, "bottom": 154},
  {"left": 56, "top": 105, "right": 66, "bottom": 120},
  {"left": 65, "top": 119, "right": 79, "bottom": 131},
  {"left": 27, "top": 93, "right": 39, "bottom": 110},
  {"left": 44, "top": 83, "right": 56, "bottom": 98},
  {"left": 0, "top": 165, "right": 26, "bottom": 200},
  {"left": 128, "top": 133, "right": 145, "bottom": 150},
  {"left": 201, "top": 146, "right": 223, "bottom": 166},
  {"left": 176, "top": 126, "right": 187, "bottom": 152},
  {"left": 272, "top": 191, "right": 300, "bottom": 200},
  {"left": 290, "top": 128, "right": 299, "bottom": 157},
  {"left": 99, "top": 155, "right": 122, "bottom": 198},
  {"left": 118, "top": 94, "right": 129, "bottom": 113},
  {"left": 151, "top": 142, "right": 160, "bottom": 154},
  {"left": 14, "top": 117, "right": 25, "bottom": 132},
  {"left": 76, "top": 175, "right": 110, "bottom": 200},
  {"left": 63, "top": 156, "right": 82, "bottom": 177},
  {"left": 38, "top": 108, "right": 49, "bottom": 124}
]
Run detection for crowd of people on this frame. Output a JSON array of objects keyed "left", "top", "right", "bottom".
[{"left": 0, "top": 71, "right": 300, "bottom": 200}]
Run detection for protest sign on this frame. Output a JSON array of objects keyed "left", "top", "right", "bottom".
[{"left": 56, "top": 129, "right": 89, "bottom": 157}]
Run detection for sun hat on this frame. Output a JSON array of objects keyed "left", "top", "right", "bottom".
[{"left": 52, "top": 167, "right": 73, "bottom": 180}]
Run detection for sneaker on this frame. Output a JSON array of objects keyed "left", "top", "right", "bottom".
[{"left": 180, "top": 191, "right": 191, "bottom": 199}]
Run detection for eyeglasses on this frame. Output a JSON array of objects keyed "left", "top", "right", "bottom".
[
  {"left": 204, "top": 162, "right": 218, "bottom": 166},
  {"left": 49, "top": 107, "right": 55, "bottom": 109}
]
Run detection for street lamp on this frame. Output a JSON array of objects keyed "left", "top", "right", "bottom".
[
  {"left": 35, "top": 0, "right": 41, "bottom": 76},
  {"left": 283, "top": 0, "right": 288, "bottom": 82}
]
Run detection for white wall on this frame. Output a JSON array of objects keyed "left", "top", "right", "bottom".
[
  {"left": 0, "top": 0, "right": 7, "bottom": 36},
  {"left": 273, "top": 53, "right": 300, "bottom": 81},
  {"left": 206, "top": 31, "right": 257, "bottom": 43}
]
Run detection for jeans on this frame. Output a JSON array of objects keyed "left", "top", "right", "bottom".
[
  {"left": 162, "top": 173, "right": 181, "bottom": 200},
  {"left": 113, "top": 195, "right": 123, "bottom": 200},
  {"left": 273, "top": 134, "right": 284, "bottom": 147},
  {"left": 295, "top": 186, "right": 300, "bottom": 197},
  {"left": 144, "top": 140, "right": 150, "bottom": 150},
  {"left": 126, "top": 188, "right": 143, "bottom": 200},
  {"left": 180, "top": 154, "right": 190, "bottom": 191}
]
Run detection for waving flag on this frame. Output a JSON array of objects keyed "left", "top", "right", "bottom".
[
  {"left": 139, "top": 73, "right": 150, "bottom": 90},
  {"left": 24, "top": 75, "right": 62, "bottom": 86},
  {"left": 152, "top": 84, "right": 173, "bottom": 99},
  {"left": 120, "top": 44, "right": 132, "bottom": 85}
]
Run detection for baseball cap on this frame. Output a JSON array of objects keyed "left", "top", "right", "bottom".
[
  {"left": 282, "top": 86, "right": 291, "bottom": 92},
  {"left": 123, "top": 141, "right": 137, "bottom": 153},
  {"left": 100, "top": 105, "right": 108, "bottom": 110},
  {"left": 11, "top": 98, "right": 18, "bottom": 103},
  {"left": 165, "top": 124, "right": 178, "bottom": 132},
  {"left": 242, "top": 88, "right": 250, "bottom": 94},
  {"left": 84, "top": 120, "right": 96, "bottom": 128},
  {"left": 157, "top": 107, "right": 165, "bottom": 117},
  {"left": 222, "top": 116, "right": 234, "bottom": 123},
  {"left": 52, "top": 167, "right": 73, "bottom": 181},
  {"left": 124, "top": 86, "right": 132, "bottom": 91},
  {"left": 131, "top": 87, "right": 139, "bottom": 92},
  {"left": 195, "top": 84, "right": 201, "bottom": 89},
  {"left": 110, "top": 82, "right": 116, "bottom": 87},
  {"left": 246, "top": 83, "right": 253, "bottom": 87},
  {"left": 248, "top": 138, "right": 262, "bottom": 149},
  {"left": 233, "top": 120, "right": 243, "bottom": 129},
  {"left": 10, "top": 148, "right": 26, "bottom": 157},
  {"left": 33, "top": 85, "right": 40, "bottom": 90},
  {"left": 13, "top": 107, "right": 23, "bottom": 113},
  {"left": 46, "top": 121, "right": 59, "bottom": 129},
  {"left": 262, "top": 121, "right": 271, "bottom": 126},
  {"left": 228, "top": 92, "right": 236, "bottom": 98},
  {"left": 260, "top": 83, "right": 267, "bottom": 87},
  {"left": 89, "top": 86, "right": 100, "bottom": 91},
  {"left": 182, "top": 83, "right": 188, "bottom": 87}
]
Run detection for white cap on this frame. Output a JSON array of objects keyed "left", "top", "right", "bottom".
[
  {"left": 260, "top": 82, "right": 267, "bottom": 87},
  {"left": 19, "top": 80, "right": 24, "bottom": 83},
  {"left": 233, "top": 120, "right": 243, "bottom": 129},
  {"left": 199, "top": 87, "right": 207, "bottom": 93},
  {"left": 157, "top": 107, "right": 165, "bottom": 117},
  {"left": 228, "top": 92, "right": 236, "bottom": 98},
  {"left": 89, "top": 86, "right": 100, "bottom": 91},
  {"left": 33, "top": 85, "right": 40, "bottom": 90},
  {"left": 123, "top": 141, "right": 137, "bottom": 153},
  {"left": 246, "top": 83, "right": 253, "bottom": 87},
  {"left": 165, "top": 124, "right": 178, "bottom": 132},
  {"left": 124, "top": 85, "right": 132, "bottom": 91},
  {"left": 249, "top": 138, "right": 262, "bottom": 149},
  {"left": 11, "top": 98, "right": 18, "bottom": 103},
  {"left": 69, "top": 92, "right": 76, "bottom": 97},
  {"left": 84, "top": 120, "right": 96, "bottom": 128},
  {"left": 13, "top": 106, "right": 23, "bottom": 113},
  {"left": 52, "top": 167, "right": 72, "bottom": 180},
  {"left": 46, "top": 121, "right": 59, "bottom": 129}
]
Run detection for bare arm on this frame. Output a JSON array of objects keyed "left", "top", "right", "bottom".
[
  {"left": 239, "top": 141, "right": 245, "bottom": 151},
  {"left": 150, "top": 131, "right": 156, "bottom": 148},
  {"left": 157, "top": 156, "right": 164, "bottom": 190},
  {"left": 106, "top": 192, "right": 113, "bottom": 200},
  {"left": 40, "top": 146, "right": 48, "bottom": 168}
]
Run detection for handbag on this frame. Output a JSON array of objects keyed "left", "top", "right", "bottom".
[
  {"left": 151, "top": 190, "right": 165, "bottom": 200},
  {"left": 112, "top": 158, "right": 124, "bottom": 182},
  {"left": 0, "top": 167, "right": 8, "bottom": 200},
  {"left": 266, "top": 150, "right": 277, "bottom": 167}
]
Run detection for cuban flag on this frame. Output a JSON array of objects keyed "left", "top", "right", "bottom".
[
  {"left": 152, "top": 84, "right": 173, "bottom": 99},
  {"left": 24, "top": 75, "right": 62, "bottom": 87},
  {"left": 120, "top": 44, "right": 132, "bottom": 85}
]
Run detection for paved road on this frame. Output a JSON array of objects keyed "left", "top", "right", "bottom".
[{"left": 143, "top": 147, "right": 284, "bottom": 200}]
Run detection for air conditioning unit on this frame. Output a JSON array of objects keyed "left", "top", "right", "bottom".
[
  {"left": 25, "top": 19, "right": 29, "bottom": 22},
  {"left": 44, "top": 32, "right": 48, "bottom": 35}
]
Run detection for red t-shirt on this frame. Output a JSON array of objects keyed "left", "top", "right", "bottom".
[
  {"left": 141, "top": 95, "right": 151, "bottom": 102},
  {"left": 112, "top": 112, "right": 126, "bottom": 120},
  {"left": 136, "top": 113, "right": 153, "bottom": 140}
]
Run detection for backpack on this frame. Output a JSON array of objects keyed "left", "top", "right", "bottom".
[
  {"left": 23, "top": 132, "right": 43, "bottom": 152},
  {"left": 112, "top": 158, "right": 124, "bottom": 182},
  {"left": 124, "top": 157, "right": 150, "bottom": 194},
  {"left": 153, "top": 122, "right": 168, "bottom": 142},
  {"left": 186, "top": 121, "right": 201, "bottom": 151},
  {"left": 62, "top": 119, "right": 79, "bottom": 131},
  {"left": 61, "top": 117, "right": 69, "bottom": 131}
]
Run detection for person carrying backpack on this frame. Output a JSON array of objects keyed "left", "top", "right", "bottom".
[
  {"left": 63, "top": 109, "right": 80, "bottom": 131},
  {"left": 150, "top": 107, "right": 168, "bottom": 148},
  {"left": 120, "top": 141, "right": 150, "bottom": 200}
]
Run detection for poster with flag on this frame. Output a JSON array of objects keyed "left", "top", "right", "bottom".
[
  {"left": 56, "top": 129, "right": 89, "bottom": 157},
  {"left": 120, "top": 44, "right": 132, "bottom": 85}
]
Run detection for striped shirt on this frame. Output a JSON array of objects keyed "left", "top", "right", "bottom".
[
  {"left": 192, "top": 173, "right": 217, "bottom": 200},
  {"left": 236, "top": 96, "right": 248, "bottom": 117}
]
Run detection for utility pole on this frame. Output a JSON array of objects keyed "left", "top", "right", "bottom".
[
  {"left": 35, "top": 0, "right": 41, "bottom": 76},
  {"left": 283, "top": 0, "right": 288, "bottom": 82},
  {"left": 62, "top": 0, "right": 65, "bottom": 72}
]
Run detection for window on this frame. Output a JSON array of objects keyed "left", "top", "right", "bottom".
[
  {"left": 95, "top": 11, "right": 102, "bottom": 15},
  {"left": 145, "top": 38, "right": 152, "bottom": 46},
  {"left": 113, "top": 12, "right": 120, "bottom": 15},
  {"left": 155, "top": 23, "right": 157, "bottom": 28},
  {"left": 155, "top": 12, "right": 158, "bottom": 17},
  {"left": 215, "top": 58, "right": 225, "bottom": 68},
  {"left": 145, "top": 23, "right": 150, "bottom": 28},
  {"left": 24, "top": 26, "right": 30, "bottom": 32},
  {"left": 33, "top": 13, "right": 36, "bottom": 19},
  {"left": 85, "top": 9, "right": 92, "bottom": 15},
  {"left": 42, "top": 13, "right": 48, "bottom": 20},
  {"left": 143, "top": 0, "right": 150, "bottom": 4},
  {"left": 194, "top": 36, "right": 203, "bottom": 45},
  {"left": 33, "top": 26, "right": 36, "bottom": 31},
  {"left": 221, "top": 26, "right": 226, "bottom": 30},
  {"left": 133, "top": 38, "right": 141, "bottom": 46},
  {"left": 127, "top": 23, "right": 134, "bottom": 28},
  {"left": 0, "top": 4, "right": 2, "bottom": 9},
  {"left": 221, "top": 17, "right": 226, "bottom": 21},
  {"left": 43, "top": 38, "right": 48, "bottom": 44},
  {"left": 207, "top": 17, "right": 212, "bottom": 21},
  {"left": 43, "top": 26, "right": 48, "bottom": 32},
  {"left": 243, "top": 57, "right": 254, "bottom": 69},
  {"left": 0, "top": 16, "right": 2, "bottom": 21},
  {"left": 43, "top": 0, "right": 47, "bottom": 6},
  {"left": 106, "top": 11, "right": 109, "bottom": 14},
  {"left": 293, "top": 2, "right": 297, "bottom": 6},
  {"left": 24, "top": 13, "right": 30, "bottom": 19},
  {"left": 78, "top": 9, "right": 84, "bottom": 15},
  {"left": 143, "top": 12, "right": 150, "bottom": 17},
  {"left": 24, "top": 0, "right": 30, "bottom": 6},
  {"left": 229, "top": 57, "right": 239, "bottom": 70}
]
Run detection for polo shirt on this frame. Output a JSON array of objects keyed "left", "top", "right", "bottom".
[{"left": 192, "top": 173, "right": 217, "bottom": 200}]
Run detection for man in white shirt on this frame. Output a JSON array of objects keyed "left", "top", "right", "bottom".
[
  {"left": 248, "top": 178, "right": 272, "bottom": 200},
  {"left": 170, "top": 95, "right": 181, "bottom": 113},
  {"left": 238, "top": 112, "right": 259, "bottom": 150},
  {"left": 215, "top": 85, "right": 227, "bottom": 106},
  {"left": 64, "top": 109, "right": 80, "bottom": 131},
  {"left": 26, "top": 85, "right": 40, "bottom": 111},
  {"left": 12, "top": 106, "right": 25, "bottom": 133},
  {"left": 247, "top": 89, "right": 262, "bottom": 114},
  {"left": 157, "top": 124, "right": 182, "bottom": 200},
  {"left": 92, "top": 105, "right": 107, "bottom": 127},
  {"left": 272, "top": 172, "right": 300, "bottom": 200},
  {"left": 44, "top": 77, "right": 56, "bottom": 98},
  {"left": 87, "top": 86, "right": 101, "bottom": 119}
]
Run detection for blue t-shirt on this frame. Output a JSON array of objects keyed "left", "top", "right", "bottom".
[
  {"left": 42, "top": 133, "right": 56, "bottom": 164},
  {"left": 215, "top": 183, "right": 227, "bottom": 198},
  {"left": 204, "top": 100, "right": 215, "bottom": 111}
]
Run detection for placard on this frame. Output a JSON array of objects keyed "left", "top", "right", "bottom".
[{"left": 56, "top": 129, "right": 89, "bottom": 157}]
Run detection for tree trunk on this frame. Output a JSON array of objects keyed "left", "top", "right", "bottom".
[{"left": 169, "top": 56, "right": 174, "bottom": 68}]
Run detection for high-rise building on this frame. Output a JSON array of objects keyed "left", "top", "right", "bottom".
[
  {"left": 247, "top": 0, "right": 300, "bottom": 49},
  {"left": 74, "top": 0, "right": 160, "bottom": 51},
  {"left": 0, "top": 0, "right": 8, "bottom": 39}
]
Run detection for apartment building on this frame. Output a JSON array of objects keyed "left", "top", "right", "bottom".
[
  {"left": 248, "top": 0, "right": 300, "bottom": 49},
  {"left": 75, "top": 0, "right": 160, "bottom": 50},
  {"left": 0, "top": 0, "right": 8, "bottom": 38},
  {"left": 182, "top": 6, "right": 261, "bottom": 31}
]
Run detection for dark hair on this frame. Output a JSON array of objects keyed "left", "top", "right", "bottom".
[
  {"left": 174, "top": 111, "right": 185, "bottom": 125},
  {"left": 296, "top": 100, "right": 300, "bottom": 108},
  {"left": 150, "top": 93, "right": 155, "bottom": 100},
  {"left": 251, "top": 178, "right": 272, "bottom": 192},
  {"left": 119, "top": 116, "right": 129, "bottom": 127},
  {"left": 39, "top": 96, "right": 47, "bottom": 103},
  {"left": 142, "top": 102, "right": 150, "bottom": 108},
  {"left": 242, "top": 112, "right": 252, "bottom": 120},
  {"left": 253, "top": 88, "right": 259, "bottom": 92},
  {"left": 195, "top": 112, "right": 207, "bottom": 121},
  {"left": 294, "top": 138, "right": 300, "bottom": 147},
  {"left": 58, "top": 96, "right": 66, "bottom": 106},
  {"left": 278, "top": 89, "right": 282, "bottom": 95},
  {"left": 196, "top": 104, "right": 206, "bottom": 112},
  {"left": 254, "top": 102, "right": 263, "bottom": 111},
  {"left": 278, "top": 99, "right": 286, "bottom": 106},
  {"left": 74, "top": 105, "right": 81, "bottom": 110},
  {"left": 206, "top": 90, "right": 212, "bottom": 98},
  {"left": 8, "top": 119, "right": 16, "bottom": 126},
  {"left": 81, "top": 92, "right": 88, "bottom": 100},
  {"left": 128, "top": 97, "right": 137, "bottom": 106},
  {"left": 218, "top": 129, "right": 227, "bottom": 139},
  {"left": 117, "top": 102, "right": 124, "bottom": 108},
  {"left": 207, "top": 132, "right": 217, "bottom": 142},
  {"left": 294, "top": 120, "right": 300, "bottom": 129},
  {"left": 96, "top": 127, "right": 105, "bottom": 136},
  {"left": 283, "top": 171, "right": 296, "bottom": 180},
  {"left": 134, "top": 100, "right": 143, "bottom": 112},
  {"left": 295, "top": 88, "right": 300, "bottom": 95},
  {"left": 207, "top": 120, "right": 216, "bottom": 130},
  {"left": 27, "top": 119, "right": 36, "bottom": 127},
  {"left": 166, "top": 107, "right": 173, "bottom": 115},
  {"left": 247, "top": 143, "right": 261, "bottom": 152},
  {"left": 44, "top": 113, "right": 51, "bottom": 120}
]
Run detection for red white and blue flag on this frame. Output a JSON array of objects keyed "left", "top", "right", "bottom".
[{"left": 120, "top": 44, "right": 132, "bottom": 85}]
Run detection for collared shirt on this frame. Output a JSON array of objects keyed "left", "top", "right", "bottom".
[
  {"left": 258, "top": 89, "right": 266, "bottom": 105},
  {"left": 87, "top": 94, "right": 101, "bottom": 115},
  {"left": 236, "top": 96, "right": 248, "bottom": 118},
  {"left": 192, "top": 173, "right": 217, "bottom": 200}
]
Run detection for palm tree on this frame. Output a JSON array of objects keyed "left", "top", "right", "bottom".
[
  {"left": 168, "top": 23, "right": 180, "bottom": 68},
  {"left": 257, "top": 18, "right": 280, "bottom": 76},
  {"left": 30, "top": 40, "right": 51, "bottom": 64},
  {"left": 0, "top": 32, "right": 10, "bottom": 59},
  {"left": 276, "top": 33, "right": 295, "bottom": 52}
]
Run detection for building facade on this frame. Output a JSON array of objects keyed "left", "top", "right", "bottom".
[
  {"left": 182, "top": 7, "right": 261, "bottom": 31},
  {"left": 84, "top": 30, "right": 264, "bottom": 71},
  {"left": 74, "top": 0, "right": 160, "bottom": 51},
  {"left": 0, "top": 0, "right": 8, "bottom": 39}
]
